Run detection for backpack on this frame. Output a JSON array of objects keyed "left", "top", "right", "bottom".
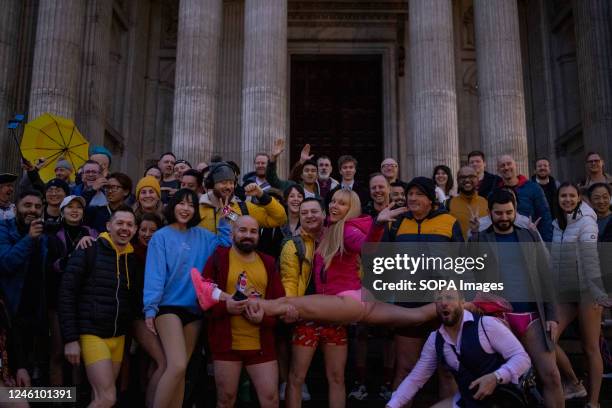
[
  {"left": 237, "top": 201, "right": 249, "bottom": 216},
  {"left": 280, "top": 235, "right": 307, "bottom": 275}
]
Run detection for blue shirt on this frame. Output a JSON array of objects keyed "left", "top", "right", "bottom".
[{"left": 143, "top": 219, "right": 231, "bottom": 318}]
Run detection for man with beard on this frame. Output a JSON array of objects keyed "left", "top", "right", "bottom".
[
  {"left": 469, "top": 190, "right": 564, "bottom": 407},
  {"left": 447, "top": 166, "right": 489, "bottom": 240},
  {"left": 203, "top": 216, "right": 285, "bottom": 408},
  {"left": 495, "top": 155, "right": 553, "bottom": 241},
  {"left": 0, "top": 173, "right": 18, "bottom": 221},
  {"left": 316, "top": 156, "right": 339, "bottom": 199},
  {"left": 390, "top": 181, "right": 407, "bottom": 208},
  {"left": 59, "top": 206, "right": 138, "bottom": 408},
  {"left": 384, "top": 177, "right": 463, "bottom": 402},
  {"left": 0, "top": 190, "right": 48, "bottom": 385},
  {"left": 387, "top": 290, "right": 530, "bottom": 408},
  {"left": 199, "top": 162, "right": 286, "bottom": 234},
  {"left": 531, "top": 157, "right": 560, "bottom": 218}
]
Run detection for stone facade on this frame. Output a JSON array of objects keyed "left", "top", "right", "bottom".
[{"left": 0, "top": 0, "right": 610, "bottom": 184}]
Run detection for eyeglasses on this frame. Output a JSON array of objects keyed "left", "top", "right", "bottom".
[
  {"left": 586, "top": 159, "right": 601, "bottom": 164},
  {"left": 83, "top": 170, "right": 99, "bottom": 175}
]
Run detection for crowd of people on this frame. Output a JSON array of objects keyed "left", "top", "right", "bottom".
[{"left": 0, "top": 139, "right": 611, "bottom": 408}]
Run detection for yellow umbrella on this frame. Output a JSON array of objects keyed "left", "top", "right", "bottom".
[{"left": 21, "top": 113, "right": 89, "bottom": 182}]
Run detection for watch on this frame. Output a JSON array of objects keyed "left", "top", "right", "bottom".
[{"left": 493, "top": 371, "right": 503, "bottom": 384}]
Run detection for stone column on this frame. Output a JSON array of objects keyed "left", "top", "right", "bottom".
[
  {"left": 171, "top": 0, "right": 222, "bottom": 165},
  {"left": 573, "top": 0, "right": 612, "bottom": 161},
  {"left": 409, "top": 0, "right": 460, "bottom": 176},
  {"left": 241, "top": 0, "right": 287, "bottom": 175},
  {"left": 77, "top": 0, "right": 113, "bottom": 145},
  {"left": 28, "top": 0, "right": 86, "bottom": 120},
  {"left": 0, "top": 0, "right": 22, "bottom": 172},
  {"left": 474, "top": 0, "right": 529, "bottom": 174}
]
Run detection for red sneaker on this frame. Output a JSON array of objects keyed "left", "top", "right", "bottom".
[{"left": 191, "top": 268, "right": 219, "bottom": 311}]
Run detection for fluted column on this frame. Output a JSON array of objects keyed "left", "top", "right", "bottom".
[
  {"left": 241, "top": 0, "right": 287, "bottom": 175},
  {"left": 171, "top": 0, "right": 222, "bottom": 165},
  {"left": 573, "top": 0, "right": 612, "bottom": 161},
  {"left": 216, "top": 0, "right": 244, "bottom": 162},
  {"left": 474, "top": 0, "right": 529, "bottom": 174},
  {"left": 28, "top": 0, "right": 86, "bottom": 120},
  {"left": 0, "top": 0, "right": 22, "bottom": 172},
  {"left": 409, "top": 0, "right": 460, "bottom": 176},
  {"left": 77, "top": 0, "right": 113, "bottom": 145}
]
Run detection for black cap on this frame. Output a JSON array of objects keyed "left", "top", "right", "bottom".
[
  {"left": 0, "top": 173, "right": 17, "bottom": 185},
  {"left": 406, "top": 177, "right": 436, "bottom": 202},
  {"left": 45, "top": 178, "right": 70, "bottom": 196}
]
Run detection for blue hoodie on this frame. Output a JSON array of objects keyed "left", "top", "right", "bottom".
[{"left": 143, "top": 219, "right": 231, "bottom": 318}]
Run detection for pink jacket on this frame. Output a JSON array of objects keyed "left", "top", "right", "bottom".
[{"left": 314, "top": 215, "right": 384, "bottom": 295}]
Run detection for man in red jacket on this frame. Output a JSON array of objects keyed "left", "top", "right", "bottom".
[{"left": 203, "top": 215, "right": 285, "bottom": 408}]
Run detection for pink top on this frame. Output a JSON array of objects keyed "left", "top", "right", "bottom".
[
  {"left": 313, "top": 215, "right": 384, "bottom": 296},
  {"left": 387, "top": 310, "right": 531, "bottom": 408}
]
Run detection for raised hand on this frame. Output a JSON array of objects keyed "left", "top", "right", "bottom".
[
  {"left": 299, "top": 144, "right": 314, "bottom": 163},
  {"left": 243, "top": 183, "right": 263, "bottom": 198},
  {"left": 376, "top": 203, "right": 408, "bottom": 224},
  {"left": 271, "top": 138, "right": 285, "bottom": 160}
]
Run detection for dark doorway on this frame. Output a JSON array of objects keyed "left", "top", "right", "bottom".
[{"left": 290, "top": 55, "right": 383, "bottom": 187}]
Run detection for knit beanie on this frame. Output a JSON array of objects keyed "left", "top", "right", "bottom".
[{"left": 136, "top": 176, "right": 161, "bottom": 199}]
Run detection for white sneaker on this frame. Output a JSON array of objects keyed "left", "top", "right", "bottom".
[
  {"left": 348, "top": 382, "right": 368, "bottom": 400},
  {"left": 379, "top": 383, "right": 392, "bottom": 401},
  {"left": 301, "top": 383, "right": 311, "bottom": 401},
  {"left": 279, "top": 382, "right": 286, "bottom": 401},
  {"left": 564, "top": 380, "right": 587, "bottom": 400}
]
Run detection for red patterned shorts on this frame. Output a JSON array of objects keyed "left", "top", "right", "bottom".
[{"left": 292, "top": 320, "right": 347, "bottom": 348}]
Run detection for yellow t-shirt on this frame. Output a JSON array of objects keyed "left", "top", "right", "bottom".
[{"left": 227, "top": 248, "right": 268, "bottom": 350}]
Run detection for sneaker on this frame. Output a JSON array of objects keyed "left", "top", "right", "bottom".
[
  {"left": 301, "top": 383, "right": 311, "bottom": 401},
  {"left": 348, "top": 382, "right": 368, "bottom": 400},
  {"left": 191, "top": 268, "right": 219, "bottom": 310},
  {"left": 564, "top": 380, "right": 587, "bottom": 400},
  {"left": 379, "top": 383, "right": 393, "bottom": 401},
  {"left": 279, "top": 382, "right": 286, "bottom": 401}
]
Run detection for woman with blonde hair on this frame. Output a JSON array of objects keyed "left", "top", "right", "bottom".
[{"left": 193, "top": 188, "right": 438, "bottom": 335}]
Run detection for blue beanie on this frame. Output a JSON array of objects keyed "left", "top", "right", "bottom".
[{"left": 89, "top": 145, "right": 112, "bottom": 165}]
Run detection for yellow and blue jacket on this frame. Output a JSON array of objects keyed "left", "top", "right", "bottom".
[{"left": 386, "top": 208, "right": 464, "bottom": 242}]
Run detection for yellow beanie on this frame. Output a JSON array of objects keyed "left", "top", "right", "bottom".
[{"left": 136, "top": 176, "right": 161, "bottom": 199}]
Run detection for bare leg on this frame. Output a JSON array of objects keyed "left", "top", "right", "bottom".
[
  {"left": 286, "top": 345, "right": 316, "bottom": 408},
  {"left": 252, "top": 295, "right": 436, "bottom": 326},
  {"left": 213, "top": 361, "right": 242, "bottom": 408},
  {"left": 322, "top": 343, "right": 348, "bottom": 408},
  {"left": 522, "top": 321, "right": 564, "bottom": 408},
  {"left": 132, "top": 319, "right": 166, "bottom": 408},
  {"left": 246, "top": 361, "right": 279, "bottom": 408},
  {"left": 578, "top": 302, "right": 603, "bottom": 405},
  {"left": 153, "top": 315, "right": 201, "bottom": 408},
  {"left": 555, "top": 303, "right": 580, "bottom": 385},
  {"left": 85, "top": 359, "right": 117, "bottom": 408}
]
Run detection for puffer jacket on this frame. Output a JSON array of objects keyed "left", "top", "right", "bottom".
[
  {"left": 551, "top": 202, "right": 606, "bottom": 301},
  {"left": 314, "top": 215, "right": 384, "bottom": 295},
  {"left": 58, "top": 234, "right": 136, "bottom": 343}
]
